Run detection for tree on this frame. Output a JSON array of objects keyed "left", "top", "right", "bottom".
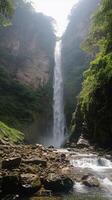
[
  {"left": 82, "top": 0, "right": 112, "bottom": 55},
  {"left": 0, "top": 0, "right": 13, "bottom": 26}
]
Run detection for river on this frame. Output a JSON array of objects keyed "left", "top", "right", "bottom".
[{"left": 24, "top": 150, "right": 112, "bottom": 200}]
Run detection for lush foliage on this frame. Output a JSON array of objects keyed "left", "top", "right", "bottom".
[
  {"left": 72, "top": 0, "right": 112, "bottom": 147},
  {"left": 0, "top": 120, "right": 24, "bottom": 143},
  {"left": 0, "top": 0, "right": 13, "bottom": 26}
]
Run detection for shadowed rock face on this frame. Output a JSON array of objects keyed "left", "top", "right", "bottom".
[
  {"left": 0, "top": 4, "right": 55, "bottom": 90},
  {"left": 62, "top": 0, "right": 100, "bottom": 126},
  {"left": 0, "top": 2, "right": 56, "bottom": 143}
]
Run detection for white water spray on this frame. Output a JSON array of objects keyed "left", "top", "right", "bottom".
[{"left": 53, "top": 41, "right": 65, "bottom": 147}]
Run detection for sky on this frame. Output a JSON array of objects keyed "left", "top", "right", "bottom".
[{"left": 32, "top": 0, "right": 79, "bottom": 36}]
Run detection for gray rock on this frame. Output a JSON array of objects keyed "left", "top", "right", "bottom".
[
  {"left": 82, "top": 174, "right": 99, "bottom": 187},
  {"left": 77, "top": 136, "right": 90, "bottom": 148},
  {"left": 22, "top": 158, "right": 47, "bottom": 167}
]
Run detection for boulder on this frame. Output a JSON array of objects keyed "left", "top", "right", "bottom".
[
  {"left": 77, "top": 136, "right": 89, "bottom": 148},
  {"left": 2, "top": 157, "right": 21, "bottom": 169},
  {"left": 20, "top": 173, "right": 41, "bottom": 195},
  {"left": 82, "top": 174, "right": 99, "bottom": 187},
  {"left": 43, "top": 173, "right": 73, "bottom": 193},
  {"left": 22, "top": 158, "right": 47, "bottom": 167}
]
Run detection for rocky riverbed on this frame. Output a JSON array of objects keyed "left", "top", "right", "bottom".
[
  {"left": 1, "top": 139, "right": 112, "bottom": 200},
  {"left": 0, "top": 142, "right": 75, "bottom": 199}
]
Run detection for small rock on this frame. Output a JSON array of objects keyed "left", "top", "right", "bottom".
[
  {"left": 60, "top": 154, "right": 66, "bottom": 162},
  {"left": 48, "top": 146, "right": 55, "bottom": 149}
]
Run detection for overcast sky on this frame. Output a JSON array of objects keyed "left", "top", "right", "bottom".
[{"left": 32, "top": 0, "right": 79, "bottom": 36}]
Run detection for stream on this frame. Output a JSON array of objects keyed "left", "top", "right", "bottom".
[{"left": 28, "top": 150, "right": 112, "bottom": 200}]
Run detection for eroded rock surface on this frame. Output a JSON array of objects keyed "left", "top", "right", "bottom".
[{"left": 0, "top": 144, "right": 73, "bottom": 198}]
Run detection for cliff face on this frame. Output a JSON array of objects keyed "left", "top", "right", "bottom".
[
  {"left": 0, "top": 6, "right": 55, "bottom": 89},
  {"left": 62, "top": 0, "right": 100, "bottom": 127},
  {"left": 70, "top": 0, "right": 112, "bottom": 147},
  {"left": 0, "top": 1, "right": 56, "bottom": 143}
]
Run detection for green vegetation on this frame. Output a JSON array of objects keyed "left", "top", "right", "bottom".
[
  {"left": 71, "top": 0, "right": 112, "bottom": 147},
  {"left": 0, "top": 120, "right": 24, "bottom": 143},
  {"left": 0, "top": 0, "right": 13, "bottom": 26},
  {"left": 62, "top": 0, "right": 99, "bottom": 126},
  {"left": 0, "top": 66, "right": 52, "bottom": 129}
]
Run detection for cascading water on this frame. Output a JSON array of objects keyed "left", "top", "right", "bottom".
[{"left": 53, "top": 41, "right": 65, "bottom": 147}]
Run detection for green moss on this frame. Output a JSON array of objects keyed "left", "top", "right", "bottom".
[
  {"left": 0, "top": 121, "right": 24, "bottom": 143},
  {"left": 71, "top": 0, "right": 112, "bottom": 147}
]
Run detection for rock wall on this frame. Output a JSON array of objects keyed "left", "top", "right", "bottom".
[
  {"left": 0, "top": 1, "right": 56, "bottom": 143},
  {"left": 62, "top": 0, "right": 100, "bottom": 127}
]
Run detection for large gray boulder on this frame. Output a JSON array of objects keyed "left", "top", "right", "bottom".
[{"left": 43, "top": 173, "right": 73, "bottom": 193}]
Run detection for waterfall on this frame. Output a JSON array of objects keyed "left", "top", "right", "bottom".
[{"left": 53, "top": 41, "right": 65, "bottom": 147}]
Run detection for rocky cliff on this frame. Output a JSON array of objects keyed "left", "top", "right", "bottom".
[
  {"left": 70, "top": 0, "right": 112, "bottom": 147},
  {"left": 62, "top": 0, "right": 100, "bottom": 127},
  {"left": 0, "top": 0, "right": 56, "bottom": 143},
  {"left": 0, "top": 2, "right": 55, "bottom": 89}
]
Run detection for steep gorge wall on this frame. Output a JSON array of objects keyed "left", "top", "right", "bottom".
[
  {"left": 62, "top": 0, "right": 100, "bottom": 127},
  {"left": 0, "top": 1, "right": 56, "bottom": 143},
  {"left": 70, "top": 0, "right": 112, "bottom": 147}
]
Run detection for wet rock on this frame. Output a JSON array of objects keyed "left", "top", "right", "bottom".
[
  {"left": 105, "top": 154, "right": 112, "bottom": 160},
  {"left": 1, "top": 175, "right": 20, "bottom": 194},
  {"left": 2, "top": 157, "right": 21, "bottom": 169},
  {"left": 82, "top": 174, "right": 99, "bottom": 187},
  {"left": 60, "top": 154, "right": 66, "bottom": 162},
  {"left": 43, "top": 173, "right": 73, "bottom": 193},
  {"left": 22, "top": 158, "right": 47, "bottom": 167},
  {"left": 48, "top": 146, "right": 55, "bottom": 149},
  {"left": 38, "top": 189, "right": 52, "bottom": 196},
  {"left": 77, "top": 136, "right": 90, "bottom": 148},
  {"left": 20, "top": 173, "right": 41, "bottom": 195}
]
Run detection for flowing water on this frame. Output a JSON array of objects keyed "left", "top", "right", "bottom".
[
  {"left": 70, "top": 152, "right": 112, "bottom": 199},
  {"left": 53, "top": 41, "right": 65, "bottom": 147},
  {"left": 27, "top": 151, "right": 112, "bottom": 200}
]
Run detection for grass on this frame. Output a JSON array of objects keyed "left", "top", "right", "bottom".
[{"left": 0, "top": 121, "right": 24, "bottom": 143}]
